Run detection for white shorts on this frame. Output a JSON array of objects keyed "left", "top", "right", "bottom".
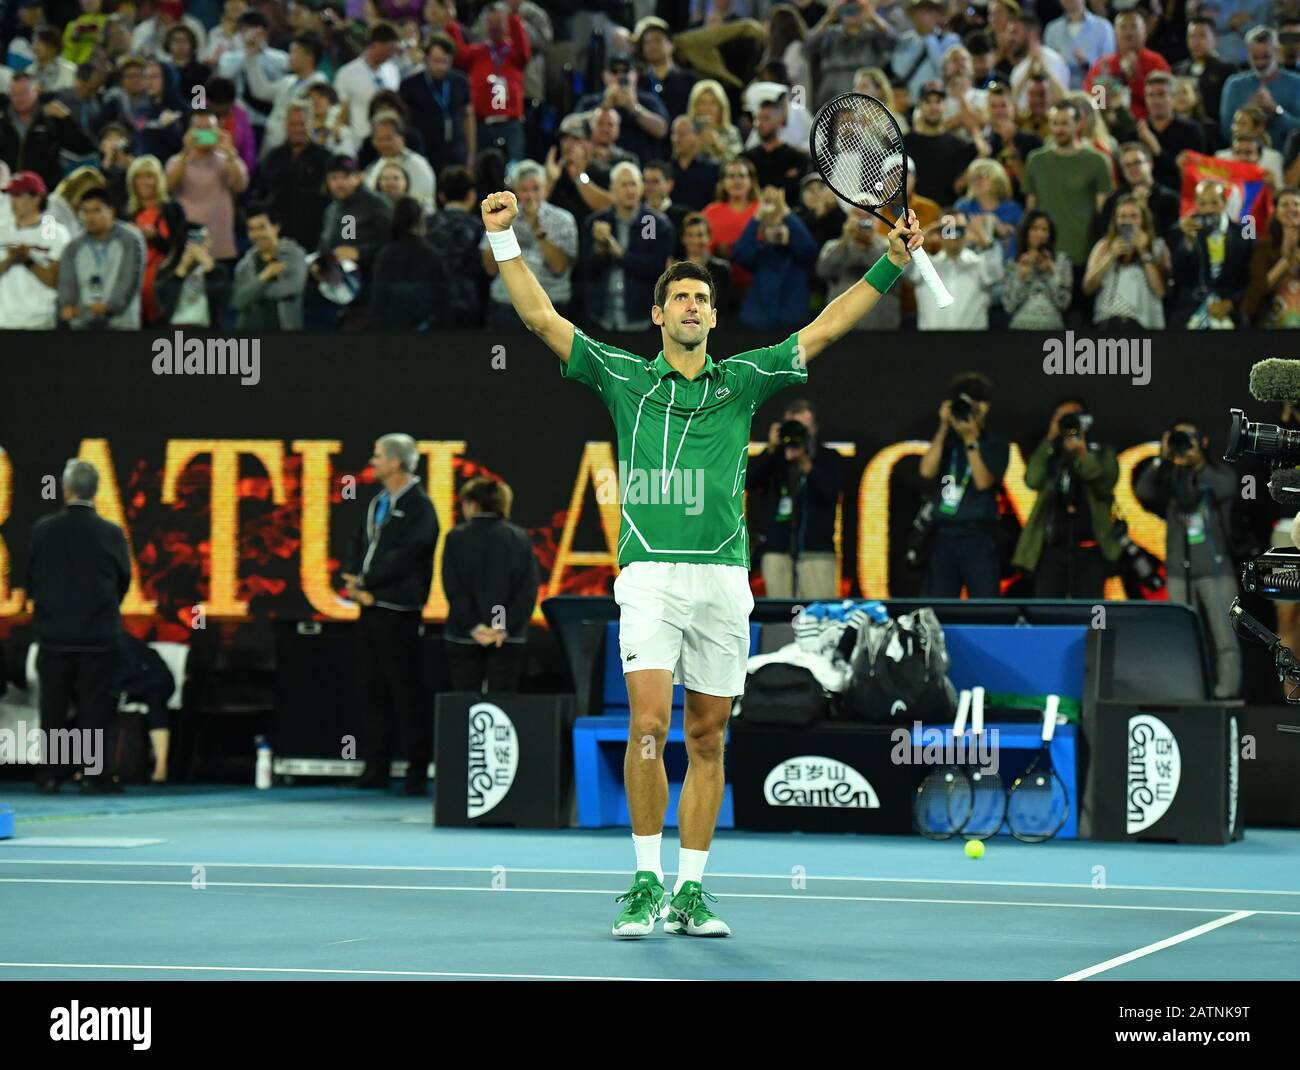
[{"left": 613, "top": 561, "right": 754, "bottom": 697}]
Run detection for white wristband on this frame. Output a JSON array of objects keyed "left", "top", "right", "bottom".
[{"left": 487, "top": 227, "right": 522, "bottom": 262}]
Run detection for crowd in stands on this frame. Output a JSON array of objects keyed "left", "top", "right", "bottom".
[{"left": 3, "top": 0, "right": 1300, "bottom": 332}]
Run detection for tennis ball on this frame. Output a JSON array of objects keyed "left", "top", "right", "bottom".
[{"left": 964, "top": 839, "right": 985, "bottom": 860}]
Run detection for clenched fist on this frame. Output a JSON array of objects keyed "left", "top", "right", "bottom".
[{"left": 481, "top": 191, "right": 518, "bottom": 232}]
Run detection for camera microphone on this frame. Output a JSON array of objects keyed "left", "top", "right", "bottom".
[
  {"left": 1248, "top": 358, "right": 1300, "bottom": 401},
  {"left": 1268, "top": 467, "right": 1300, "bottom": 506}
]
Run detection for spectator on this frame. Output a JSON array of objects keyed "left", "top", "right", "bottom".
[
  {"left": 1225, "top": 105, "right": 1285, "bottom": 187},
  {"left": 854, "top": 65, "right": 908, "bottom": 133},
  {"left": 446, "top": 2, "right": 530, "bottom": 162},
  {"left": 1245, "top": 186, "right": 1300, "bottom": 326},
  {"left": 1174, "top": 17, "right": 1237, "bottom": 128},
  {"left": 940, "top": 44, "right": 990, "bottom": 140},
  {"left": 669, "top": 114, "right": 722, "bottom": 211},
  {"left": 906, "top": 86, "right": 978, "bottom": 205},
  {"left": 642, "top": 159, "right": 690, "bottom": 240},
  {"left": 1002, "top": 208, "right": 1072, "bottom": 329},
  {"left": 1084, "top": 12, "right": 1171, "bottom": 123},
  {"left": 441, "top": 476, "right": 538, "bottom": 694},
  {"left": 1069, "top": 87, "right": 1119, "bottom": 183},
  {"left": 917, "top": 372, "right": 1010, "bottom": 599},
  {"left": 984, "top": 80, "right": 1041, "bottom": 200},
  {"left": 165, "top": 111, "right": 248, "bottom": 267},
  {"left": 202, "top": 0, "right": 246, "bottom": 67},
  {"left": 815, "top": 207, "right": 899, "bottom": 329},
  {"left": 426, "top": 164, "right": 484, "bottom": 326},
  {"left": 48, "top": 165, "right": 108, "bottom": 238},
  {"left": 0, "top": 73, "right": 94, "bottom": 192},
  {"left": 162, "top": 24, "right": 211, "bottom": 105},
  {"left": 635, "top": 15, "right": 698, "bottom": 120},
  {"left": 796, "top": 172, "right": 846, "bottom": 248},
  {"left": 686, "top": 79, "right": 744, "bottom": 162},
  {"left": 575, "top": 51, "right": 671, "bottom": 165},
  {"left": 223, "top": 10, "right": 289, "bottom": 137},
  {"left": 1220, "top": 28, "right": 1300, "bottom": 151},
  {"left": 125, "top": 154, "right": 186, "bottom": 325},
  {"left": 678, "top": 211, "right": 737, "bottom": 317},
  {"left": 306, "top": 82, "right": 358, "bottom": 157},
  {"left": 588, "top": 106, "right": 637, "bottom": 172},
  {"left": 1007, "top": 15, "right": 1071, "bottom": 111},
  {"left": 101, "top": 58, "right": 156, "bottom": 154},
  {"left": 1098, "top": 141, "right": 1181, "bottom": 245},
  {"left": 891, "top": 0, "right": 962, "bottom": 100},
  {"left": 1082, "top": 193, "right": 1169, "bottom": 329},
  {"left": 0, "top": 170, "right": 68, "bottom": 329},
  {"left": 373, "top": 159, "right": 411, "bottom": 206},
  {"left": 743, "top": 98, "right": 809, "bottom": 204},
  {"left": 1136, "top": 70, "right": 1206, "bottom": 191},
  {"left": 99, "top": 16, "right": 136, "bottom": 75},
  {"left": 1173, "top": 73, "right": 1226, "bottom": 156},
  {"left": 1011, "top": 398, "right": 1120, "bottom": 599},
  {"left": 747, "top": 398, "right": 844, "bottom": 599},
  {"left": 252, "top": 101, "right": 332, "bottom": 253},
  {"left": 702, "top": 156, "right": 760, "bottom": 289},
  {"left": 808, "top": 0, "right": 893, "bottom": 108},
  {"left": 1044, "top": 0, "right": 1115, "bottom": 89},
  {"left": 132, "top": 1, "right": 206, "bottom": 61},
  {"left": 30, "top": 25, "right": 76, "bottom": 93},
  {"left": 205, "top": 75, "right": 256, "bottom": 174},
  {"left": 1168, "top": 179, "right": 1253, "bottom": 328},
  {"left": 1220, "top": 129, "right": 1279, "bottom": 190},
  {"left": 1017, "top": 71, "right": 1054, "bottom": 140},
  {"left": 1025, "top": 101, "right": 1114, "bottom": 280},
  {"left": 480, "top": 158, "right": 577, "bottom": 328},
  {"left": 467, "top": 0, "right": 552, "bottom": 103},
  {"left": 335, "top": 22, "right": 402, "bottom": 145},
  {"left": 369, "top": 195, "right": 444, "bottom": 330},
  {"left": 317, "top": 154, "right": 393, "bottom": 296},
  {"left": 57, "top": 188, "right": 145, "bottom": 329},
  {"left": 764, "top": 5, "right": 812, "bottom": 99},
  {"left": 59, "top": 63, "right": 108, "bottom": 146},
  {"left": 732, "top": 184, "right": 817, "bottom": 330},
  {"left": 1134, "top": 420, "right": 1241, "bottom": 698},
  {"left": 545, "top": 114, "right": 613, "bottom": 226},
  {"left": 63, "top": 0, "right": 109, "bottom": 68},
  {"left": 912, "top": 210, "right": 1004, "bottom": 328},
  {"left": 581, "top": 161, "right": 675, "bottom": 333},
  {"left": 26, "top": 459, "right": 130, "bottom": 795},
  {"left": 955, "top": 157, "right": 1022, "bottom": 257},
  {"left": 399, "top": 33, "right": 472, "bottom": 172},
  {"left": 1207, "top": 0, "right": 1267, "bottom": 66},
  {"left": 248, "top": 31, "right": 328, "bottom": 160},
  {"left": 362, "top": 113, "right": 435, "bottom": 213},
  {"left": 155, "top": 226, "right": 226, "bottom": 327},
  {"left": 230, "top": 202, "right": 308, "bottom": 331}
]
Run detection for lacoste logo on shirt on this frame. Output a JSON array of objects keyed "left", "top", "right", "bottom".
[{"left": 714, "top": 387, "right": 730, "bottom": 399}]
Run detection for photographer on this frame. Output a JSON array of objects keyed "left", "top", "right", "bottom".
[
  {"left": 747, "top": 400, "right": 843, "bottom": 600},
  {"left": 1011, "top": 398, "right": 1120, "bottom": 598},
  {"left": 917, "top": 373, "right": 1010, "bottom": 599},
  {"left": 1134, "top": 420, "right": 1241, "bottom": 698}
]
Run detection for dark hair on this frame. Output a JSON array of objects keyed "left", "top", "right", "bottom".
[
  {"left": 1119, "top": 139, "right": 1152, "bottom": 163},
  {"left": 681, "top": 211, "right": 710, "bottom": 234},
  {"left": 654, "top": 260, "right": 716, "bottom": 310},
  {"left": 642, "top": 158, "right": 671, "bottom": 178},
  {"left": 117, "top": 56, "right": 145, "bottom": 75},
  {"left": 78, "top": 188, "right": 114, "bottom": 210},
  {"left": 438, "top": 164, "right": 475, "bottom": 202},
  {"left": 1271, "top": 186, "right": 1300, "bottom": 244},
  {"left": 946, "top": 371, "right": 992, "bottom": 402},
  {"left": 236, "top": 11, "right": 270, "bottom": 30},
  {"left": 246, "top": 200, "right": 278, "bottom": 226},
  {"left": 368, "top": 22, "right": 401, "bottom": 45},
  {"left": 784, "top": 398, "right": 817, "bottom": 421},
  {"left": 206, "top": 76, "right": 236, "bottom": 106},
  {"left": 308, "top": 82, "right": 339, "bottom": 104},
  {"left": 1188, "top": 16, "right": 1217, "bottom": 31},
  {"left": 476, "top": 148, "right": 506, "bottom": 203},
  {"left": 34, "top": 25, "right": 61, "bottom": 49},
  {"left": 292, "top": 32, "right": 325, "bottom": 65},
  {"left": 964, "top": 30, "right": 993, "bottom": 55},
  {"left": 368, "top": 89, "right": 408, "bottom": 121},
  {"left": 164, "top": 23, "right": 199, "bottom": 56},
  {"left": 1016, "top": 208, "right": 1056, "bottom": 253},
  {"left": 390, "top": 196, "right": 424, "bottom": 240},
  {"left": 76, "top": 62, "right": 99, "bottom": 82},
  {"left": 1053, "top": 395, "right": 1088, "bottom": 413},
  {"left": 460, "top": 475, "right": 510, "bottom": 517},
  {"left": 426, "top": 32, "right": 455, "bottom": 56},
  {"left": 1016, "top": 14, "right": 1041, "bottom": 33}
]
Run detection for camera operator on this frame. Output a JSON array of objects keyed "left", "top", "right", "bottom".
[
  {"left": 917, "top": 373, "right": 1010, "bottom": 598},
  {"left": 747, "top": 399, "right": 843, "bottom": 600},
  {"left": 1011, "top": 398, "right": 1120, "bottom": 598},
  {"left": 1134, "top": 419, "right": 1242, "bottom": 697}
]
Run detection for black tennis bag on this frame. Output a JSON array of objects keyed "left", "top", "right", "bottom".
[
  {"left": 741, "top": 663, "right": 830, "bottom": 727},
  {"left": 840, "top": 608, "right": 956, "bottom": 723}
]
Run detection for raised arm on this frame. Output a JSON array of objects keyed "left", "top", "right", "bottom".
[
  {"left": 481, "top": 190, "right": 575, "bottom": 361},
  {"left": 797, "top": 212, "right": 922, "bottom": 362}
]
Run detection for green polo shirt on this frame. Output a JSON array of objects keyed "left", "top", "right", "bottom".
[{"left": 563, "top": 327, "right": 807, "bottom": 566}]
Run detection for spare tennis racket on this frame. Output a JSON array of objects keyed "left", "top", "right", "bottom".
[
  {"left": 913, "top": 688, "right": 973, "bottom": 840},
  {"left": 1006, "top": 694, "right": 1070, "bottom": 843},
  {"left": 808, "top": 92, "right": 954, "bottom": 309},
  {"left": 959, "top": 686, "right": 1006, "bottom": 841}
]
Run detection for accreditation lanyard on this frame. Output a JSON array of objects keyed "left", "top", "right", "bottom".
[
  {"left": 1183, "top": 489, "right": 1208, "bottom": 546},
  {"left": 427, "top": 73, "right": 454, "bottom": 142},
  {"left": 938, "top": 448, "right": 972, "bottom": 516}
]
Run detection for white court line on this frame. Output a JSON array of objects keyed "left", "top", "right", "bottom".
[
  {"left": 1, "top": 877, "right": 1298, "bottom": 916},
  {"left": 1056, "top": 911, "right": 1258, "bottom": 981},
  {"left": 0, "top": 962, "right": 691, "bottom": 981},
  {"left": 0, "top": 859, "right": 1296, "bottom": 899}
]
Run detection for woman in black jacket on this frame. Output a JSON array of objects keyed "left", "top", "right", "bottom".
[
  {"left": 441, "top": 477, "right": 539, "bottom": 694},
  {"left": 369, "top": 195, "right": 443, "bottom": 328}
]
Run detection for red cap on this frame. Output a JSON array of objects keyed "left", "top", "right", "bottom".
[{"left": 3, "top": 170, "right": 47, "bottom": 197}]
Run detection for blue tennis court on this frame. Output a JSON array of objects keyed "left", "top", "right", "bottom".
[{"left": 1, "top": 784, "right": 1296, "bottom": 982}]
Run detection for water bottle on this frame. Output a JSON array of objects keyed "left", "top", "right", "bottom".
[{"left": 255, "top": 736, "right": 273, "bottom": 790}]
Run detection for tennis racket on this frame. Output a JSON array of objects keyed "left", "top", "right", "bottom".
[
  {"left": 959, "top": 686, "right": 1006, "bottom": 840},
  {"left": 913, "top": 688, "right": 973, "bottom": 840},
  {"left": 808, "top": 92, "right": 954, "bottom": 309},
  {"left": 1006, "top": 694, "right": 1070, "bottom": 843}
]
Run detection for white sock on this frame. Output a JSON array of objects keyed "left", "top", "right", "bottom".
[
  {"left": 675, "top": 847, "right": 709, "bottom": 893},
  {"left": 632, "top": 833, "right": 663, "bottom": 882}
]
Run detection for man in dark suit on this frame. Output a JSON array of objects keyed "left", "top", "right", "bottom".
[
  {"left": 1173, "top": 18, "right": 1239, "bottom": 136},
  {"left": 342, "top": 434, "right": 439, "bottom": 795},
  {"left": 26, "top": 460, "right": 130, "bottom": 794},
  {"left": 399, "top": 33, "right": 472, "bottom": 173},
  {"left": 1168, "top": 179, "right": 1254, "bottom": 328}
]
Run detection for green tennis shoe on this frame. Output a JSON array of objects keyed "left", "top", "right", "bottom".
[
  {"left": 612, "top": 871, "right": 667, "bottom": 938},
  {"left": 664, "top": 881, "right": 731, "bottom": 937}
]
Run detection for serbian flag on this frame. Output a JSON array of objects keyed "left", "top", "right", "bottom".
[{"left": 1179, "top": 151, "right": 1273, "bottom": 232}]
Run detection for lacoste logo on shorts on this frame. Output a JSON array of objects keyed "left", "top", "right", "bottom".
[{"left": 626, "top": 653, "right": 638, "bottom": 662}]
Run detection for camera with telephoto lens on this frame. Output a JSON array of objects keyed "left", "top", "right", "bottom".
[
  {"left": 1223, "top": 408, "right": 1300, "bottom": 466},
  {"left": 949, "top": 391, "right": 975, "bottom": 423},
  {"left": 779, "top": 419, "right": 808, "bottom": 449},
  {"left": 1167, "top": 429, "right": 1196, "bottom": 456},
  {"left": 1059, "top": 412, "right": 1093, "bottom": 438}
]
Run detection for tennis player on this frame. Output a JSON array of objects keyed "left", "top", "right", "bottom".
[{"left": 481, "top": 189, "right": 922, "bottom": 938}]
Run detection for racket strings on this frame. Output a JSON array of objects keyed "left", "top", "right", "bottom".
[{"left": 809, "top": 95, "right": 905, "bottom": 209}]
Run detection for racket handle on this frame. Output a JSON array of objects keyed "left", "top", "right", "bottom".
[
  {"left": 971, "top": 686, "right": 985, "bottom": 736},
  {"left": 953, "top": 688, "right": 971, "bottom": 738},
  {"left": 1043, "top": 694, "right": 1059, "bottom": 743},
  {"left": 910, "top": 246, "right": 954, "bottom": 309}
]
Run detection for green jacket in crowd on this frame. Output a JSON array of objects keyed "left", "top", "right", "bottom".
[{"left": 1011, "top": 437, "right": 1121, "bottom": 573}]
